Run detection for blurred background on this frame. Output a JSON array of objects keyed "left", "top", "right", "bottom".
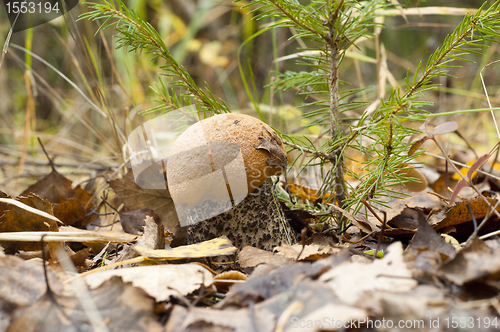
[{"left": 0, "top": 0, "right": 498, "bottom": 197}]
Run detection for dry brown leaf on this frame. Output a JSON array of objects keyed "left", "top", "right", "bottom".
[
  {"left": 0, "top": 255, "right": 63, "bottom": 320},
  {"left": 9, "top": 277, "right": 162, "bottom": 332},
  {"left": 328, "top": 204, "right": 375, "bottom": 233},
  {"left": 135, "top": 215, "right": 165, "bottom": 250},
  {"left": 84, "top": 264, "right": 213, "bottom": 301},
  {"left": 213, "top": 271, "right": 247, "bottom": 292},
  {"left": 441, "top": 235, "right": 500, "bottom": 285},
  {"left": 254, "top": 279, "right": 348, "bottom": 332},
  {"left": 404, "top": 212, "right": 456, "bottom": 278},
  {"left": 238, "top": 246, "right": 293, "bottom": 268},
  {"left": 320, "top": 242, "right": 417, "bottom": 306},
  {"left": 52, "top": 198, "right": 98, "bottom": 228},
  {"left": 429, "top": 121, "right": 459, "bottom": 135},
  {"left": 359, "top": 185, "right": 440, "bottom": 229},
  {"left": 214, "top": 270, "right": 247, "bottom": 282},
  {"left": 360, "top": 285, "right": 447, "bottom": 327},
  {"left": 431, "top": 196, "right": 498, "bottom": 230},
  {"left": 408, "top": 137, "right": 429, "bottom": 156},
  {"left": 0, "top": 195, "right": 59, "bottom": 251},
  {"left": 108, "top": 170, "right": 178, "bottom": 231},
  {"left": 219, "top": 254, "right": 349, "bottom": 309},
  {"left": 21, "top": 169, "right": 91, "bottom": 203},
  {"left": 119, "top": 208, "right": 160, "bottom": 235},
  {"left": 165, "top": 305, "right": 275, "bottom": 332},
  {"left": 274, "top": 243, "right": 341, "bottom": 261}
]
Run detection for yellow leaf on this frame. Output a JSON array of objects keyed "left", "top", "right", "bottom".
[{"left": 134, "top": 236, "right": 237, "bottom": 260}]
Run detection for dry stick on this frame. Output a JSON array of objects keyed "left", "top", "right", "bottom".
[
  {"left": 433, "top": 138, "right": 500, "bottom": 247},
  {"left": 454, "top": 130, "right": 479, "bottom": 160},
  {"left": 190, "top": 271, "right": 206, "bottom": 307},
  {"left": 432, "top": 138, "right": 500, "bottom": 222},
  {"left": 37, "top": 137, "right": 56, "bottom": 172},
  {"left": 341, "top": 231, "right": 376, "bottom": 244},
  {"left": 40, "top": 235, "right": 55, "bottom": 299},
  {"left": 466, "top": 203, "right": 478, "bottom": 235},
  {"left": 40, "top": 235, "right": 77, "bottom": 329},
  {"left": 477, "top": 196, "right": 500, "bottom": 240},
  {"left": 489, "top": 146, "right": 500, "bottom": 177},
  {"left": 425, "top": 152, "right": 500, "bottom": 182},
  {"left": 18, "top": 70, "right": 36, "bottom": 175},
  {"left": 0, "top": 160, "right": 110, "bottom": 171},
  {"left": 361, "top": 199, "right": 385, "bottom": 226},
  {"left": 428, "top": 191, "right": 450, "bottom": 202},
  {"left": 295, "top": 228, "right": 307, "bottom": 261}
]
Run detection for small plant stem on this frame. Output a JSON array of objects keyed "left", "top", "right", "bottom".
[
  {"left": 432, "top": 137, "right": 500, "bottom": 222},
  {"left": 327, "top": 1, "right": 347, "bottom": 228}
]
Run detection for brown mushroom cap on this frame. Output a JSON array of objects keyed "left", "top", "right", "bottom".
[{"left": 167, "top": 113, "right": 287, "bottom": 208}]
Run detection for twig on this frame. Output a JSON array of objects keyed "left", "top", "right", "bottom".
[
  {"left": 296, "top": 228, "right": 307, "bottom": 261},
  {"left": 38, "top": 138, "right": 56, "bottom": 172}
]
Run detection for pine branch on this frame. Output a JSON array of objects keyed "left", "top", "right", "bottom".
[{"left": 80, "top": 0, "right": 229, "bottom": 114}]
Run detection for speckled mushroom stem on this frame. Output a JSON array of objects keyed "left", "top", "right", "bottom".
[{"left": 185, "top": 180, "right": 295, "bottom": 251}]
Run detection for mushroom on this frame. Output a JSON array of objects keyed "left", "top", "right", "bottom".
[{"left": 167, "top": 113, "right": 295, "bottom": 250}]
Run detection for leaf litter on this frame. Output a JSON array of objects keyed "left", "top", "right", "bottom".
[{"left": 3, "top": 159, "right": 500, "bottom": 331}]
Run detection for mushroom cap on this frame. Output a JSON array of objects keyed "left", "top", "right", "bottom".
[{"left": 167, "top": 113, "right": 287, "bottom": 209}]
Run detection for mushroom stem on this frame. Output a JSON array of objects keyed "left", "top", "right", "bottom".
[{"left": 186, "top": 180, "right": 295, "bottom": 251}]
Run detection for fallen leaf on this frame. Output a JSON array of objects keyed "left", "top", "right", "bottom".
[
  {"left": 294, "top": 303, "right": 367, "bottom": 332},
  {"left": 135, "top": 215, "right": 165, "bottom": 250},
  {"left": 84, "top": 264, "right": 214, "bottom": 301},
  {"left": 52, "top": 198, "right": 98, "bottom": 228},
  {"left": 9, "top": 277, "right": 163, "bottom": 332},
  {"left": 274, "top": 243, "right": 341, "bottom": 261},
  {"left": 165, "top": 305, "right": 275, "bottom": 332},
  {"left": 329, "top": 204, "right": 375, "bottom": 233},
  {"left": 425, "top": 121, "right": 459, "bottom": 135},
  {"left": 238, "top": 246, "right": 293, "bottom": 268},
  {"left": 254, "top": 279, "right": 345, "bottom": 332},
  {"left": 21, "top": 169, "right": 95, "bottom": 218},
  {"left": 320, "top": 242, "right": 417, "bottom": 306},
  {"left": 404, "top": 212, "right": 456, "bottom": 277},
  {"left": 134, "top": 236, "right": 236, "bottom": 259},
  {"left": 408, "top": 137, "right": 429, "bottom": 156},
  {"left": 432, "top": 196, "right": 498, "bottom": 230},
  {"left": 219, "top": 252, "right": 350, "bottom": 309},
  {"left": 119, "top": 208, "right": 160, "bottom": 235},
  {"left": 356, "top": 185, "right": 419, "bottom": 229},
  {"left": 0, "top": 195, "right": 59, "bottom": 251},
  {"left": 0, "top": 255, "right": 63, "bottom": 319},
  {"left": 441, "top": 235, "right": 500, "bottom": 285},
  {"left": 108, "top": 170, "right": 178, "bottom": 231},
  {"left": 287, "top": 183, "right": 331, "bottom": 202},
  {"left": 359, "top": 285, "right": 447, "bottom": 327}
]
